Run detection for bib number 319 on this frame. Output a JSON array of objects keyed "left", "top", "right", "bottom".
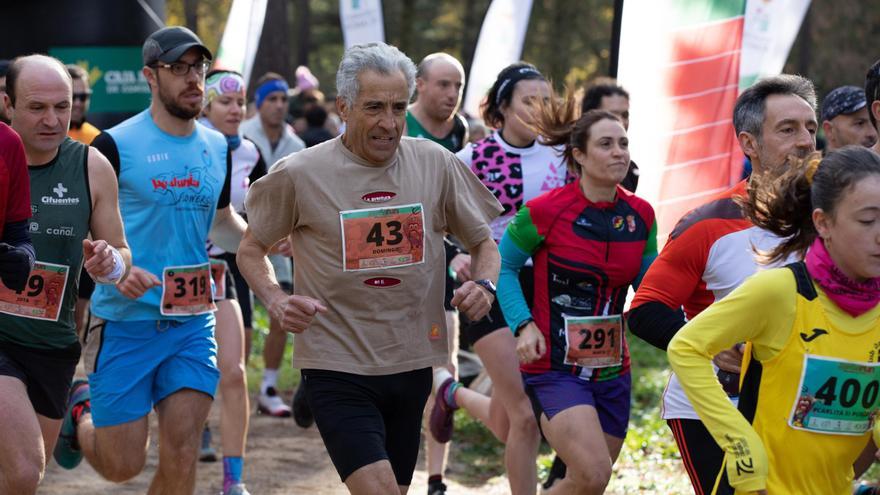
[{"left": 161, "top": 263, "right": 217, "bottom": 316}]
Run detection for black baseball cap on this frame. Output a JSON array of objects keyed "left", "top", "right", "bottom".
[
  {"left": 821, "top": 85, "right": 867, "bottom": 122},
  {"left": 142, "top": 26, "right": 212, "bottom": 66}
]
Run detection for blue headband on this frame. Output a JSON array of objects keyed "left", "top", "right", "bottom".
[{"left": 255, "top": 79, "right": 289, "bottom": 108}]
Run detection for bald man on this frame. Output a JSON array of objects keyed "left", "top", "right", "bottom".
[
  {"left": 406, "top": 53, "right": 468, "bottom": 152},
  {"left": 1, "top": 54, "right": 130, "bottom": 495},
  {"left": 405, "top": 52, "right": 470, "bottom": 495}
]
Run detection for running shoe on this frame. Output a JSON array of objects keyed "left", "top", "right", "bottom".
[
  {"left": 199, "top": 425, "right": 218, "bottom": 462},
  {"left": 222, "top": 483, "right": 251, "bottom": 495},
  {"left": 291, "top": 380, "right": 313, "bottom": 428},
  {"left": 427, "top": 481, "right": 447, "bottom": 495},
  {"left": 429, "top": 377, "right": 458, "bottom": 443},
  {"left": 257, "top": 386, "right": 291, "bottom": 417},
  {"left": 54, "top": 379, "right": 90, "bottom": 469}
]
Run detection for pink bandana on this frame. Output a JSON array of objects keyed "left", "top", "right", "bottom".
[{"left": 805, "top": 237, "right": 880, "bottom": 317}]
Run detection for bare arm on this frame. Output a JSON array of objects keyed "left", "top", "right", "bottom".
[
  {"left": 85, "top": 147, "right": 131, "bottom": 282},
  {"left": 209, "top": 205, "right": 247, "bottom": 253},
  {"left": 237, "top": 228, "right": 325, "bottom": 333},
  {"left": 450, "top": 236, "right": 499, "bottom": 321}
]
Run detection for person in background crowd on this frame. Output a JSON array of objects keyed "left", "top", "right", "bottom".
[
  {"left": 821, "top": 85, "right": 877, "bottom": 152},
  {"left": 241, "top": 71, "right": 305, "bottom": 419},
  {"left": 581, "top": 78, "right": 638, "bottom": 192},
  {"left": 65, "top": 64, "right": 100, "bottom": 145},
  {"left": 0, "top": 59, "right": 11, "bottom": 124}
]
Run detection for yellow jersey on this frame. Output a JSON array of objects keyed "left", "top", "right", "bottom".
[{"left": 669, "top": 262, "right": 880, "bottom": 494}]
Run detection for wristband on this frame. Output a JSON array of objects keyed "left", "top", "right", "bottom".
[
  {"left": 513, "top": 318, "right": 533, "bottom": 337},
  {"left": 92, "top": 246, "right": 125, "bottom": 284}
]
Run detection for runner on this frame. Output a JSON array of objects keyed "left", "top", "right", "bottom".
[
  {"left": 52, "top": 26, "right": 246, "bottom": 495},
  {"left": 627, "top": 74, "right": 817, "bottom": 494},
  {"left": 1, "top": 54, "right": 130, "bottom": 495},
  {"left": 198, "top": 69, "right": 267, "bottom": 494},
  {"left": 581, "top": 79, "right": 639, "bottom": 193},
  {"left": 429, "top": 62, "right": 567, "bottom": 495},
  {"left": 864, "top": 60, "right": 880, "bottom": 157},
  {"left": 241, "top": 71, "right": 304, "bottom": 419},
  {"left": 500, "top": 98, "right": 656, "bottom": 494},
  {"left": 669, "top": 146, "right": 880, "bottom": 494},
  {"left": 820, "top": 85, "right": 877, "bottom": 152},
  {"left": 237, "top": 41, "right": 502, "bottom": 495},
  {"left": 406, "top": 51, "right": 469, "bottom": 495}
]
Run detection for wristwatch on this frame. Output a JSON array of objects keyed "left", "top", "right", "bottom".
[{"left": 474, "top": 278, "right": 497, "bottom": 296}]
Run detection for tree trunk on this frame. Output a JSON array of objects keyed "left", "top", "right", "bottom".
[
  {"left": 183, "top": 0, "right": 198, "bottom": 32},
  {"left": 248, "top": 0, "right": 293, "bottom": 94},
  {"left": 294, "top": 0, "right": 311, "bottom": 67}
]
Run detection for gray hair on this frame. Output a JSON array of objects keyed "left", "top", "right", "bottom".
[
  {"left": 733, "top": 74, "right": 817, "bottom": 139},
  {"left": 336, "top": 42, "right": 417, "bottom": 107}
]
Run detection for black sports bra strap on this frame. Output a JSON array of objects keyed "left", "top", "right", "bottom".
[{"left": 785, "top": 261, "right": 818, "bottom": 301}]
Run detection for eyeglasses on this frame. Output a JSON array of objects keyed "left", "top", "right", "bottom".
[
  {"left": 72, "top": 93, "right": 91, "bottom": 102},
  {"left": 151, "top": 60, "right": 211, "bottom": 77}
]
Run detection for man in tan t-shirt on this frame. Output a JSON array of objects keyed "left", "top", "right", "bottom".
[{"left": 237, "top": 42, "right": 502, "bottom": 495}]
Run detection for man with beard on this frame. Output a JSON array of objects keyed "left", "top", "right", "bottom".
[
  {"left": 66, "top": 64, "right": 100, "bottom": 145},
  {"left": 820, "top": 85, "right": 877, "bottom": 152},
  {"left": 53, "top": 27, "right": 247, "bottom": 495},
  {"left": 627, "top": 75, "right": 817, "bottom": 495}
]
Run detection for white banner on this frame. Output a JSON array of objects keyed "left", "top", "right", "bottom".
[
  {"left": 739, "top": 0, "right": 811, "bottom": 89},
  {"left": 339, "top": 0, "right": 385, "bottom": 50},
  {"left": 463, "top": 0, "right": 534, "bottom": 117},
  {"left": 213, "top": 0, "right": 268, "bottom": 85}
]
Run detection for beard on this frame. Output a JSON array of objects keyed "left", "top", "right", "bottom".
[{"left": 157, "top": 75, "right": 202, "bottom": 120}]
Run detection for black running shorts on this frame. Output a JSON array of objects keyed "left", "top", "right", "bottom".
[
  {"left": 0, "top": 340, "right": 81, "bottom": 419},
  {"left": 302, "top": 367, "right": 432, "bottom": 485},
  {"left": 462, "top": 265, "right": 534, "bottom": 346}
]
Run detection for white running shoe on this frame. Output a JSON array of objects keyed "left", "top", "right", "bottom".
[{"left": 257, "top": 386, "right": 291, "bottom": 417}]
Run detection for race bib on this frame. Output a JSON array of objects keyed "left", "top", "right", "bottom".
[
  {"left": 788, "top": 354, "right": 880, "bottom": 435},
  {"left": 210, "top": 258, "right": 228, "bottom": 300},
  {"left": 563, "top": 314, "right": 623, "bottom": 368},
  {"left": 161, "top": 263, "right": 217, "bottom": 316},
  {"left": 0, "top": 261, "right": 68, "bottom": 321},
  {"left": 340, "top": 203, "right": 425, "bottom": 271}
]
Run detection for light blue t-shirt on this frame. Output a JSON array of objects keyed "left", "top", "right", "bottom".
[{"left": 91, "top": 110, "right": 230, "bottom": 321}]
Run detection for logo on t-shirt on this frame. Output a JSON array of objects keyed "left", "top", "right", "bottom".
[
  {"left": 361, "top": 191, "right": 396, "bottom": 203},
  {"left": 150, "top": 167, "right": 216, "bottom": 209},
  {"left": 41, "top": 182, "right": 80, "bottom": 206}
]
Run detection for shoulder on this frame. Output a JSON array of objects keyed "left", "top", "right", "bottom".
[
  {"left": 274, "top": 136, "right": 338, "bottom": 174},
  {"left": 86, "top": 145, "right": 118, "bottom": 190},
  {"left": 527, "top": 182, "right": 576, "bottom": 214},
  {"left": 617, "top": 187, "right": 655, "bottom": 222},
  {"left": 195, "top": 122, "right": 227, "bottom": 147},
  {"left": 399, "top": 136, "right": 453, "bottom": 163},
  {"left": 732, "top": 266, "right": 797, "bottom": 306},
  {"left": 104, "top": 110, "right": 149, "bottom": 139},
  {"left": 668, "top": 182, "right": 750, "bottom": 242}
]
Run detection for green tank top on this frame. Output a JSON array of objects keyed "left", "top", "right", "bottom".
[
  {"left": 0, "top": 138, "right": 91, "bottom": 349},
  {"left": 405, "top": 111, "right": 467, "bottom": 152}
]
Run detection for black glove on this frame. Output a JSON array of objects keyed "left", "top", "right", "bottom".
[{"left": 0, "top": 242, "right": 33, "bottom": 292}]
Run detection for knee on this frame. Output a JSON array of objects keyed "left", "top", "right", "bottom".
[
  {"left": 570, "top": 461, "right": 611, "bottom": 495},
  {"left": 508, "top": 403, "right": 539, "bottom": 435},
  {"left": 220, "top": 362, "right": 246, "bottom": 388},
  {"left": 2, "top": 458, "right": 43, "bottom": 494},
  {"left": 101, "top": 453, "right": 146, "bottom": 483}
]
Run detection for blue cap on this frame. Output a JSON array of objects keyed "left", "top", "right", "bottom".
[{"left": 821, "top": 85, "right": 867, "bottom": 122}]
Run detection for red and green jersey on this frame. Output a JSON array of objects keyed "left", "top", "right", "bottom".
[{"left": 501, "top": 181, "right": 657, "bottom": 380}]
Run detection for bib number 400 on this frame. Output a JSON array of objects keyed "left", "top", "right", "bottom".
[{"left": 815, "top": 376, "right": 880, "bottom": 409}]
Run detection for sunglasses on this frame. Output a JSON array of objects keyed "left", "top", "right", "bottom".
[{"left": 73, "top": 93, "right": 91, "bottom": 102}]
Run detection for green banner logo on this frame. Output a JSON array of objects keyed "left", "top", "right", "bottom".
[{"left": 49, "top": 46, "right": 151, "bottom": 113}]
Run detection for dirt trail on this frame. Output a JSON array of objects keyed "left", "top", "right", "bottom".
[{"left": 40, "top": 403, "right": 510, "bottom": 495}]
